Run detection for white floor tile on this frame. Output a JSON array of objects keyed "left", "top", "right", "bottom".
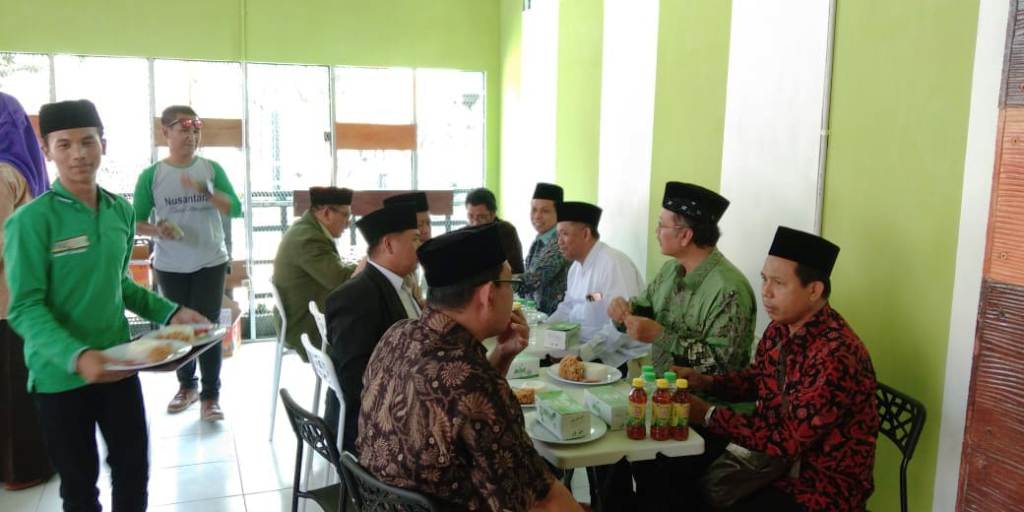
[
  {"left": 148, "top": 461, "right": 243, "bottom": 506},
  {"left": 150, "top": 430, "right": 237, "bottom": 469},
  {"left": 149, "top": 495, "right": 247, "bottom": 512},
  {"left": 0, "top": 481, "right": 44, "bottom": 512},
  {"left": 243, "top": 488, "right": 294, "bottom": 512}
]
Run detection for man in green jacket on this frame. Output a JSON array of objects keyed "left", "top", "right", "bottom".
[
  {"left": 3, "top": 99, "right": 204, "bottom": 512},
  {"left": 272, "top": 186, "right": 358, "bottom": 360}
]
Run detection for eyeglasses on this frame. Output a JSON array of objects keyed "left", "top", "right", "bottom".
[
  {"left": 326, "top": 206, "right": 351, "bottom": 219},
  {"left": 168, "top": 117, "right": 204, "bottom": 131},
  {"left": 655, "top": 221, "right": 688, "bottom": 232},
  {"left": 492, "top": 278, "right": 522, "bottom": 286}
]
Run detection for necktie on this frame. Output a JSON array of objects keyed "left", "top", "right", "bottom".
[{"left": 399, "top": 283, "right": 421, "bottom": 319}]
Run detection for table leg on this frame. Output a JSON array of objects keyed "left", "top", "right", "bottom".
[{"left": 586, "top": 466, "right": 604, "bottom": 512}]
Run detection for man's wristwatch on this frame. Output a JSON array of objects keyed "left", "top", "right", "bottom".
[{"left": 704, "top": 405, "right": 717, "bottom": 425}]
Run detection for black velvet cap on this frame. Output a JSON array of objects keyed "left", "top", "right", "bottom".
[
  {"left": 556, "top": 201, "right": 602, "bottom": 228},
  {"left": 309, "top": 187, "right": 353, "bottom": 207},
  {"left": 662, "top": 181, "right": 729, "bottom": 224},
  {"left": 417, "top": 224, "right": 506, "bottom": 287},
  {"left": 38, "top": 100, "right": 103, "bottom": 137},
  {"left": 383, "top": 191, "right": 429, "bottom": 213},
  {"left": 356, "top": 205, "right": 418, "bottom": 244},
  {"left": 768, "top": 226, "right": 840, "bottom": 277},
  {"left": 532, "top": 182, "right": 564, "bottom": 203}
]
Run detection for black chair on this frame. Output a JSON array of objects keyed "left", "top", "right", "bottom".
[
  {"left": 280, "top": 388, "right": 350, "bottom": 512},
  {"left": 338, "top": 451, "right": 443, "bottom": 512},
  {"left": 876, "top": 382, "right": 926, "bottom": 512}
]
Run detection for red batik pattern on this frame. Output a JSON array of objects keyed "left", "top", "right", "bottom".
[{"left": 707, "top": 304, "right": 879, "bottom": 512}]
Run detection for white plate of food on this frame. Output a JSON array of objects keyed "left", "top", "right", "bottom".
[
  {"left": 511, "top": 380, "right": 547, "bottom": 408},
  {"left": 103, "top": 339, "right": 191, "bottom": 370},
  {"left": 546, "top": 356, "right": 622, "bottom": 386},
  {"left": 524, "top": 412, "right": 608, "bottom": 445},
  {"left": 139, "top": 324, "right": 226, "bottom": 347}
]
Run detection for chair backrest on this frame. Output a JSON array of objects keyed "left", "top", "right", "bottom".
[
  {"left": 271, "top": 282, "right": 287, "bottom": 341},
  {"left": 300, "top": 333, "right": 345, "bottom": 445},
  {"left": 876, "top": 381, "right": 926, "bottom": 512},
  {"left": 338, "top": 451, "right": 443, "bottom": 512},
  {"left": 309, "top": 300, "right": 328, "bottom": 346},
  {"left": 279, "top": 388, "right": 341, "bottom": 472}
]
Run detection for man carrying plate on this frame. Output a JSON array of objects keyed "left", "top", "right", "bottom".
[{"left": 4, "top": 99, "right": 205, "bottom": 512}]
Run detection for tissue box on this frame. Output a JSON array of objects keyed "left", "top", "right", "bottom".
[
  {"left": 536, "top": 390, "right": 590, "bottom": 440},
  {"left": 584, "top": 386, "right": 628, "bottom": 430},
  {"left": 543, "top": 322, "right": 581, "bottom": 351},
  {"left": 507, "top": 354, "right": 540, "bottom": 379}
]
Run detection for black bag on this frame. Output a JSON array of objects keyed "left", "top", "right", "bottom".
[{"left": 699, "top": 340, "right": 796, "bottom": 508}]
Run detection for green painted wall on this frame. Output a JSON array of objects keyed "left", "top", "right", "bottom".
[
  {"left": 0, "top": 0, "right": 501, "bottom": 190},
  {"left": 498, "top": 0, "right": 523, "bottom": 212},
  {"left": 554, "top": 0, "right": 603, "bottom": 203},
  {"left": 646, "top": 0, "right": 733, "bottom": 278},
  {"left": 823, "top": 1, "right": 980, "bottom": 510}
]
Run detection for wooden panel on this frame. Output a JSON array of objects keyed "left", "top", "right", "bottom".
[
  {"left": 292, "top": 190, "right": 454, "bottom": 217},
  {"left": 153, "top": 118, "right": 243, "bottom": 148},
  {"left": 1005, "top": 0, "right": 1024, "bottom": 105},
  {"left": 986, "top": 108, "right": 1024, "bottom": 286},
  {"left": 335, "top": 123, "right": 417, "bottom": 150},
  {"left": 959, "top": 280, "right": 1024, "bottom": 511}
]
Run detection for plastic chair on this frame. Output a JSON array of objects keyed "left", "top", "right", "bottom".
[
  {"left": 269, "top": 283, "right": 288, "bottom": 441},
  {"left": 338, "top": 451, "right": 443, "bottom": 512},
  {"left": 279, "top": 388, "right": 349, "bottom": 512},
  {"left": 309, "top": 300, "right": 328, "bottom": 345},
  {"left": 300, "top": 333, "right": 344, "bottom": 486},
  {"left": 876, "top": 382, "right": 926, "bottom": 512}
]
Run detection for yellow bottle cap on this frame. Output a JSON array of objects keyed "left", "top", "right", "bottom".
[
  {"left": 632, "top": 378, "right": 644, "bottom": 388},
  {"left": 656, "top": 378, "right": 668, "bottom": 389},
  {"left": 676, "top": 379, "right": 688, "bottom": 389}
]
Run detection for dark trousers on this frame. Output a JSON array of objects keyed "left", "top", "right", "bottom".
[
  {"left": 592, "top": 426, "right": 730, "bottom": 511},
  {"left": 34, "top": 376, "right": 149, "bottom": 512},
  {"left": 0, "top": 320, "right": 54, "bottom": 485},
  {"left": 156, "top": 263, "right": 227, "bottom": 400}
]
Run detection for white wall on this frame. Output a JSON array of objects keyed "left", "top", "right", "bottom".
[
  {"left": 595, "top": 0, "right": 660, "bottom": 275},
  {"left": 504, "top": 0, "right": 559, "bottom": 235},
  {"left": 932, "top": 0, "right": 1007, "bottom": 509},
  {"left": 716, "top": 0, "right": 832, "bottom": 335}
]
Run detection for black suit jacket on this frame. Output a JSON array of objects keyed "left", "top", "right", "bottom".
[{"left": 325, "top": 263, "right": 409, "bottom": 446}]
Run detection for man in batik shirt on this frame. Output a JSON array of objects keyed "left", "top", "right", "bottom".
[
  {"left": 517, "top": 183, "right": 570, "bottom": 315},
  {"left": 357, "top": 224, "right": 582, "bottom": 512},
  {"left": 609, "top": 181, "right": 756, "bottom": 375},
  {"left": 682, "top": 226, "right": 879, "bottom": 512}
]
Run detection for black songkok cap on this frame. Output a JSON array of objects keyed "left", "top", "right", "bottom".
[
  {"left": 383, "top": 191, "right": 429, "bottom": 213},
  {"left": 768, "top": 226, "right": 840, "bottom": 277},
  {"left": 38, "top": 99, "right": 103, "bottom": 137},
  {"left": 662, "top": 181, "right": 729, "bottom": 224},
  {"left": 556, "top": 201, "right": 602, "bottom": 228},
  {"left": 356, "top": 205, "right": 418, "bottom": 245},
  {"left": 532, "top": 183, "right": 564, "bottom": 203},
  {"left": 309, "top": 187, "right": 353, "bottom": 207},
  {"left": 418, "top": 224, "right": 506, "bottom": 287}
]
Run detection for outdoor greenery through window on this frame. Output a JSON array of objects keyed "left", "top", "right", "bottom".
[{"left": 0, "top": 52, "right": 486, "bottom": 340}]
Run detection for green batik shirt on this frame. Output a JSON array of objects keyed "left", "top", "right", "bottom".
[
  {"left": 4, "top": 181, "right": 178, "bottom": 393},
  {"left": 632, "top": 249, "right": 756, "bottom": 376},
  {"left": 517, "top": 227, "right": 570, "bottom": 315}
]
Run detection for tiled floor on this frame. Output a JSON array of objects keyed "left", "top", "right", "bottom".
[{"left": 0, "top": 342, "right": 590, "bottom": 511}]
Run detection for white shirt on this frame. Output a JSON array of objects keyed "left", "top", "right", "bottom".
[
  {"left": 368, "top": 260, "right": 420, "bottom": 319},
  {"left": 547, "top": 241, "right": 648, "bottom": 369}
]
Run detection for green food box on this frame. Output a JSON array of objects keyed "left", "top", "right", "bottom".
[
  {"left": 507, "top": 354, "right": 540, "bottom": 379},
  {"left": 542, "top": 322, "right": 581, "bottom": 351},
  {"left": 584, "top": 386, "right": 627, "bottom": 430},
  {"left": 535, "top": 390, "right": 590, "bottom": 440}
]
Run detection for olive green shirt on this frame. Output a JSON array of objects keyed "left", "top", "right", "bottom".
[
  {"left": 632, "top": 249, "right": 756, "bottom": 375},
  {"left": 4, "top": 181, "right": 178, "bottom": 393}
]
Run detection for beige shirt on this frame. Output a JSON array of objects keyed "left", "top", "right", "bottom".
[{"left": 0, "top": 163, "right": 33, "bottom": 319}]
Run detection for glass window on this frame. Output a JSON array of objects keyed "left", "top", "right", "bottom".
[
  {"left": 415, "top": 68, "right": 485, "bottom": 190},
  {"left": 0, "top": 53, "right": 51, "bottom": 117}
]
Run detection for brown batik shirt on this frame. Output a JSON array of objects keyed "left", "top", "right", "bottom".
[{"left": 357, "top": 306, "right": 553, "bottom": 511}]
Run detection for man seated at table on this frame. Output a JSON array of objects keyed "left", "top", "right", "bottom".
[
  {"left": 272, "top": 186, "right": 357, "bottom": 360},
  {"left": 681, "top": 227, "right": 879, "bottom": 512},
  {"left": 517, "top": 183, "right": 571, "bottom": 315},
  {"left": 383, "top": 191, "right": 431, "bottom": 302},
  {"left": 547, "top": 201, "right": 647, "bottom": 372},
  {"left": 465, "top": 186, "right": 525, "bottom": 274},
  {"left": 325, "top": 204, "right": 420, "bottom": 453},
  {"left": 357, "top": 224, "right": 581, "bottom": 511}
]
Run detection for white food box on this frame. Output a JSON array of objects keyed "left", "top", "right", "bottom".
[
  {"left": 507, "top": 354, "right": 540, "bottom": 379},
  {"left": 584, "top": 386, "right": 628, "bottom": 431},
  {"left": 543, "top": 322, "right": 581, "bottom": 351},
  {"left": 536, "top": 390, "right": 590, "bottom": 440}
]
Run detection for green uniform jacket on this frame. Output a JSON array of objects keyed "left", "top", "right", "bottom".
[
  {"left": 3, "top": 181, "right": 178, "bottom": 393},
  {"left": 272, "top": 211, "right": 355, "bottom": 360}
]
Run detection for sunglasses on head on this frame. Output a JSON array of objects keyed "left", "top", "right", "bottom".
[{"left": 168, "top": 117, "right": 204, "bottom": 130}]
